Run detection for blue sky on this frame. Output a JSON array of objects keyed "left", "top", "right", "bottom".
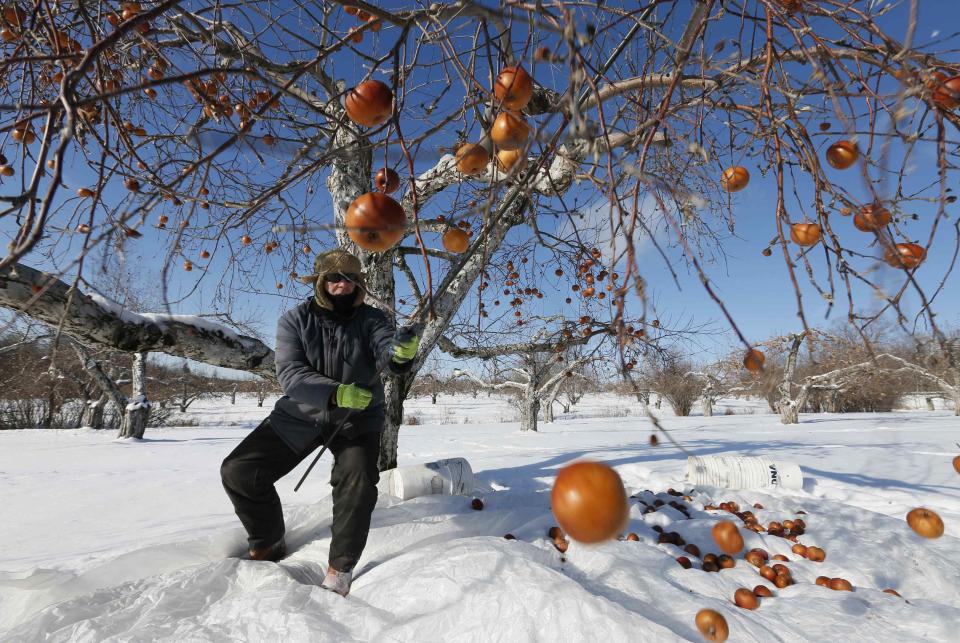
[{"left": 2, "top": 0, "right": 959, "bottom": 376}]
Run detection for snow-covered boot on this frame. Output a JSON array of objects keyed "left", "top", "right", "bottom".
[
  {"left": 320, "top": 567, "right": 352, "bottom": 597},
  {"left": 247, "top": 537, "right": 286, "bottom": 562}
]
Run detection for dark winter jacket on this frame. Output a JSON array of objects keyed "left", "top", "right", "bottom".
[{"left": 268, "top": 297, "right": 410, "bottom": 453}]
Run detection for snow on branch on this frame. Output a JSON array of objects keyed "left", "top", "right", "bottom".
[
  {"left": 0, "top": 332, "right": 51, "bottom": 355},
  {"left": 797, "top": 354, "right": 927, "bottom": 390},
  {"left": 437, "top": 334, "right": 587, "bottom": 360},
  {"left": 451, "top": 368, "right": 525, "bottom": 391},
  {"left": 873, "top": 354, "right": 954, "bottom": 392},
  {"left": 0, "top": 263, "right": 275, "bottom": 378},
  {"left": 540, "top": 355, "right": 594, "bottom": 394},
  {"left": 71, "top": 343, "right": 126, "bottom": 413}
]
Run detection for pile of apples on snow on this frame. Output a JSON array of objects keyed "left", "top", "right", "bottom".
[{"left": 469, "top": 459, "right": 952, "bottom": 641}]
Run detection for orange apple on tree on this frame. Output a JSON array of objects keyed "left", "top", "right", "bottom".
[
  {"left": 345, "top": 192, "right": 407, "bottom": 252},
  {"left": 720, "top": 166, "right": 749, "bottom": 192},
  {"left": 826, "top": 140, "right": 858, "bottom": 169}
]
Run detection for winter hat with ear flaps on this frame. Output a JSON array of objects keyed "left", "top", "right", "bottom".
[{"left": 308, "top": 248, "right": 366, "bottom": 310}]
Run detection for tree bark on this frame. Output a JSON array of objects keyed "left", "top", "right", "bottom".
[
  {"left": 542, "top": 375, "right": 567, "bottom": 424},
  {"left": 73, "top": 391, "right": 90, "bottom": 428},
  {"left": 520, "top": 380, "right": 540, "bottom": 432},
  {"left": 952, "top": 370, "right": 960, "bottom": 416},
  {"left": 74, "top": 344, "right": 129, "bottom": 433},
  {"left": 378, "top": 372, "right": 414, "bottom": 471},
  {"left": 824, "top": 390, "right": 840, "bottom": 413},
  {"left": 120, "top": 352, "right": 150, "bottom": 439},
  {"left": 41, "top": 381, "right": 56, "bottom": 429},
  {"left": 0, "top": 263, "right": 275, "bottom": 377},
  {"left": 372, "top": 197, "right": 531, "bottom": 470},
  {"left": 780, "top": 402, "right": 800, "bottom": 424},
  {"left": 81, "top": 394, "right": 107, "bottom": 429},
  {"left": 777, "top": 332, "right": 807, "bottom": 424},
  {"left": 702, "top": 394, "right": 714, "bottom": 417},
  {"left": 543, "top": 397, "right": 555, "bottom": 423}
]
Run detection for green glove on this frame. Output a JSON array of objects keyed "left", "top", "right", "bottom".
[
  {"left": 391, "top": 333, "right": 420, "bottom": 364},
  {"left": 336, "top": 383, "right": 372, "bottom": 410}
]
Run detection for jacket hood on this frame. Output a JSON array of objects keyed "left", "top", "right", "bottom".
[{"left": 308, "top": 248, "right": 365, "bottom": 310}]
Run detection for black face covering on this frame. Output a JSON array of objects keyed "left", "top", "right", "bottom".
[{"left": 329, "top": 291, "right": 356, "bottom": 315}]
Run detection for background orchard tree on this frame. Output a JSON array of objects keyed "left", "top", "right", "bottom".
[
  {"left": 644, "top": 350, "right": 702, "bottom": 417},
  {"left": 444, "top": 320, "right": 600, "bottom": 432},
  {"left": 1, "top": 1, "right": 959, "bottom": 467},
  {"left": 408, "top": 354, "right": 448, "bottom": 404},
  {"left": 685, "top": 367, "right": 734, "bottom": 418},
  {"left": 0, "top": 323, "right": 64, "bottom": 430},
  {"left": 548, "top": 345, "right": 599, "bottom": 417},
  {"left": 722, "top": 325, "right": 959, "bottom": 421}
]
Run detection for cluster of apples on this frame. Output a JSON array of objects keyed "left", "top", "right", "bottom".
[
  {"left": 725, "top": 136, "right": 928, "bottom": 269},
  {"left": 477, "top": 258, "right": 551, "bottom": 323},
  {"left": 342, "top": 4, "right": 381, "bottom": 42},
  {"left": 455, "top": 67, "right": 534, "bottom": 178},
  {"left": 565, "top": 250, "right": 620, "bottom": 302},
  {"left": 1, "top": 4, "right": 87, "bottom": 47},
  {"left": 707, "top": 500, "right": 808, "bottom": 542},
  {"left": 546, "top": 478, "right": 943, "bottom": 642},
  {"left": 106, "top": 2, "right": 152, "bottom": 33},
  {"left": 634, "top": 494, "right": 741, "bottom": 572},
  {"left": 695, "top": 519, "right": 836, "bottom": 639},
  {"left": 341, "top": 78, "right": 479, "bottom": 255},
  {"left": 337, "top": 79, "right": 410, "bottom": 253},
  {"left": 687, "top": 493, "right": 946, "bottom": 640}
]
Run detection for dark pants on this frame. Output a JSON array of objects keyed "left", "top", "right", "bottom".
[{"left": 220, "top": 419, "right": 380, "bottom": 573}]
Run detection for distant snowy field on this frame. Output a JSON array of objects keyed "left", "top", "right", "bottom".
[{"left": 1, "top": 394, "right": 958, "bottom": 641}]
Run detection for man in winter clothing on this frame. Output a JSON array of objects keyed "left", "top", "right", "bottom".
[{"left": 220, "top": 248, "right": 419, "bottom": 596}]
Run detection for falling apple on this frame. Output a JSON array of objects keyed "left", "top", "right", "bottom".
[{"left": 551, "top": 461, "right": 628, "bottom": 543}]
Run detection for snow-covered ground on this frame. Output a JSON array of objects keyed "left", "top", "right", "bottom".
[{"left": 0, "top": 394, "right": 958, "bottom": 642}]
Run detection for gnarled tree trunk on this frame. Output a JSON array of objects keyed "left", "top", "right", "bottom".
[
  {"left": 779, "top": 401, "right": 800, "bottom": 424},
  {"left": 520, "top": 378, "right": 540, "bottom": 432},
  {"left": 81, "top": 394, "right": 107, "bottom": 429},
  {"left": 379, "top": 373, "right": 414, "bottom": 471},
  {"left": 777, "top": 332, "right": 807, "bottom": 424},
  {"left": 542, "top": 398, "right": 555, "bottom": 423},
  {"left": 702, "top": 394, "right": 714, "bottom": 417},
  {"left": 120, "top": 352, "right": 150, "bottom": 439}
]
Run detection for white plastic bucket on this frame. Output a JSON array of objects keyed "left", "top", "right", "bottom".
[
  {"left": 685, "top": 455, "right": 803, "bottom": 491},
  {"left": 379, "top": 457, "right": 475, "bottom": 500}
]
